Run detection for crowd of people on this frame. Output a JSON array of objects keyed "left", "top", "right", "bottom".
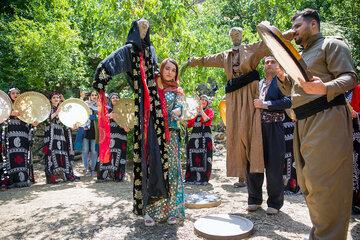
[{"left": 1, "top": 7, "right": 359, "bottom": 239}]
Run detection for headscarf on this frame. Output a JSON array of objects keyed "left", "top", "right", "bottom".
[
  {"left": 49, "top": 92, "right": 61, "bottom": 110},
  {"left": 159, "top": 58, "right": 184, "bottom": 96},
  {"left": 125, "top": 18, "right": 151, "bottom": 52},
  {"left": 49, "top": 92, "right": 60, "bottom": 99},
  {"left": 200, "top": 95, "right": 210, "bottom": 108},
  {"left": 7, "top": 86, "right": 20, "bottom": 102},
  {"left": 108, "top": 92, "right": 120, "bottom": 110}
]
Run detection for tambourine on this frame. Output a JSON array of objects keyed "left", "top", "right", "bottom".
[
  {"left": 58, "top": 98, "right": 90, "bottom": 128},
  {"left": 112, "top": 98, "right": 135, "bottom": 129},
  {"left": 182, "top": 93, "right": 200, "bottom": 121},
  {"left": 13, "top": 91, "right": 51, "bottom": 124},
  {"left": 0, "top": 90, "right": 12, "bottom": 124},
  {"left": 256, "top": 21, "right": 313, "bottom": 84}
]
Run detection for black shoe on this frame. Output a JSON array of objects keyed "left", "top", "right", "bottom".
[{"left": 233, "top": 181, "right": 246, "bottom": 188}]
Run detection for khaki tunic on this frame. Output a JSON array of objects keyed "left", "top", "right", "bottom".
[
  {"left": 278, "top": 33, "right": 357, "bottom": 239},
  {"left": 189, "top": 41, "right": 270, "bottom": 179}
]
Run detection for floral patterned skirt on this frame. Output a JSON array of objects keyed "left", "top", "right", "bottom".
[{"left": 145, "top": 131, "right": 185, "bottom": 221}]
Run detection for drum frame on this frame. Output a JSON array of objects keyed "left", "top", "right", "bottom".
[
  {"left": 13, "top": 91, "right": 51, "bottom": 124},
  {"left": 0, "top": 90, "right": 12, "bottom": 124},
  {"left": 257, "top": 22, "right": 313, "bottom": 83},
  {"left": 58, "top": 98, "right": 90, "bottom": 128}
]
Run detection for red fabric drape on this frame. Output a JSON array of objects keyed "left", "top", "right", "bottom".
[
  {"left": 139, "top": 52, "right": 151, "bottom": 164},
  {"left": 351, "top": 84, "right": 360, "bottom": 112},
  {"left": 98, "top": 89, "right": 111, "bottom": 163}
]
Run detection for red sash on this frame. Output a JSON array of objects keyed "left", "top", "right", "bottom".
[
  {"left": 98, "top": 89, "right": 111, "bottom": 163},
  {"left": 139, "top": 52, "right": 151, "bottom": 164}
]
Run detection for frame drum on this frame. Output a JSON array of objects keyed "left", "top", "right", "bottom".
[
  {"left": 194, "top": 214, "right": 254, "bottom": 239},
  {"left": 257, "top": 22, "right": 313, "bottom": 84},
  {"left": 13, "top": 91, "right": 51, "bottom": 124},
  {"left": 58, "top": 98, "right": 90, "bottom": 128},
  {"left": 112, "top": 98, "right": 135, "bottom": 129},
  {"left": 0, "top": 90, "right": 12, "bottom": 124},
  {"left": 185, "top": 193, "right": 221, "bottom": 208},
  {"left": 182, "top": 93, "right": 200, "bottom": 121}
]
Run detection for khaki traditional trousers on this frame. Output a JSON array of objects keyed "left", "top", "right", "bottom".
[{"left": 293, "top": 105, "right": 353, "bottom": 240}]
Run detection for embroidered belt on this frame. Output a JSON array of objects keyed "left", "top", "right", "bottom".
[
  {"left": 294, "top": 94, "right": 346, "bottom": 120},
  {"left": 261, "top": 110, "right": 284, "bottom": 123},
  {"left": 225, "top": 70, "right": 260, "bottom": 93}
]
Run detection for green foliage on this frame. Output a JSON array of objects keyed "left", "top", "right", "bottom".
[
  {"left": 1, "top": 0, "right": 359, "bottom": 135},
  {"left": 0, "top": 0, "right": 87, "bottom": 96},
  {"left": 220, "top": 0, "right": 360, "bottom": 70}
]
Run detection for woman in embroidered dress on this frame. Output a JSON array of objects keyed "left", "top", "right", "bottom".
[
  {"left": 346, "top": 84, "right": 360, "bottom": 214},
  {"left": 96, "top": 93, "right": 129, "bottom": 182},
  {"left": 44, "top": 92, "right": 80, "bottom": 184},
  {"left": 75, "top": 90, "right": 99, "bottom": 175},
  {"left": 3, "top": 87, "right": 38, "bottom": 188},
  {"left": 144, "top": 58, "right": 185, "bottom": 226},
  {"left": 181, "top": 95, "right": 214, "bottom": 185}
]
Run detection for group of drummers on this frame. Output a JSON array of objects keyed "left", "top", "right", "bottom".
[
  {"left": 0, "top": 85, "right": 215, "bottom": 190},
  {"left": 0, "top": 87, "right": 86, "bottom": 188}
]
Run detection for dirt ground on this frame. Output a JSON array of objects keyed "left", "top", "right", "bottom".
[{"left": 1, "top": 149, "right": 360, "bottom": 240}]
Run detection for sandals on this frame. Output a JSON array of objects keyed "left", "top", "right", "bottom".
[
  {"left": 144, "top": 214, "right": 155, "bottom": 227},
  {"left": 144, "top": 214, "right": 176, "bottom": 226},
  {"left": 167, "top": 216, "right": 177, "bottom": 225}
]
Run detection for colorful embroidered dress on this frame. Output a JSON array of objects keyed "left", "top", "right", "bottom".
[
  {"left": 44, "top": 105, "right": 77, "bottom": 183},
  {"left": 184, "top": 108, "right": 214, "bottom": 185},
  {"left": 145, "top": 92, "right": 185, "bottom": 221}
]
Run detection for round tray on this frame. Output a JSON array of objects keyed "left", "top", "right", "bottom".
[{"left": 194, "top": 214, "right": 254, "bottom": 239}]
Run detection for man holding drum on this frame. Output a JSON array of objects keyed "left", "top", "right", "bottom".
[{"left": 277, "top": 8, "right": 357, "bottom": 239}]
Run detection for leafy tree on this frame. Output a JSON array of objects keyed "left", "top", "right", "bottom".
[
  {"left": 1, "top": 0, "right": 359, "bottom": 116},
  {"left": 0, "top": 0, "right": 87, "bottom": 96},
  {"left": 220, "top": 0, "right": 360, "bottom": 73}
]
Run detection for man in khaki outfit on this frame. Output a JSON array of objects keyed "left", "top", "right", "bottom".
[
  {"left": 187, "top": 27, "right": 269, "bottom": 182},
  {"left": 277, "top": 9, "right": 357, "bottom": 239}
]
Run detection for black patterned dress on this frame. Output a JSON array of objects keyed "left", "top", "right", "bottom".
[
  {"left": 184, "top": 108, "right": 214, "bottom": 185},
  {"left": 0, "top": 123, "right": 8, "bottom": 189},
  {"left": 346, "top": 85, "right": 360, "bottom": 213},
  {"left": 96, "top": 110, "right": 127, "bottom": 182},
  {"left": 282, "top": 114, "right": 300, "bottom": 194},
  {"left": 4, "top": 116, "right": 32, "bottom": 188},
  {"left": 44, "top": 106, "right": 77, "bottom": 183}
]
